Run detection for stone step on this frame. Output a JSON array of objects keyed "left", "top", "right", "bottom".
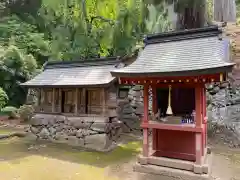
[
  {"left": 134, "top": 163, "right": 210, "bottom": 180},
  {"left": 147, "top": 156, "right": 194, "bottom": 171}
]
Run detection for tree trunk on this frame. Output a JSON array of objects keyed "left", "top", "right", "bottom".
[
  {"left": 175, "top": 0, "right": 207, "bottom": 30},
  {"left": 146, "top": 0, "right": 208, "bottom": 30}
]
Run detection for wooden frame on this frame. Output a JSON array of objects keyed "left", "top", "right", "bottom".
[
  {"left": 37, "top": 87, "right": 108, "bottom": 116},
  {"left": 119, "top": 73, "right": 227, "bottom": 86},
  {"left": 125, "top": 74, "right": 210, "bottom": 165},
  {"left": 45, "top": 89, "right": 52, "bottom": 104}
]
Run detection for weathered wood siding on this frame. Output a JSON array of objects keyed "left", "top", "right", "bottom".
[
  {"left": 36, "top": 87, "right": 111, "bottom": 116},
  {"left": 106, "top": 85, "right": 118, "bottom": 118}
]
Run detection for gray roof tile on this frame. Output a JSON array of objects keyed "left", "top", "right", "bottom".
[
  {"left": 111, "top": 36, "right": 234, "bottom": 77},
  {"left": 22, "top": 64, "right": 117, "bottom": 87}
]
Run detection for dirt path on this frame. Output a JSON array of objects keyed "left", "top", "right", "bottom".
[{"left": 211, "top": 146, "right": 240, "bottom": 180}]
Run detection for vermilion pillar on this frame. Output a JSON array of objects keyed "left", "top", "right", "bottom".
[
  {"left": 202, "top": 86, "right": 207, "bottom": 148},
  {"left": 143, "top": 84, "right": 149, "bottom": 157},
  {"left": 200, "top": 87, "right": 205, "bottom": 156},
  {"left": 195, "top": 86, "right": 202, "bottom": 164},
  {"left": 152, "top": 86, "right": 157, "bottom": 150}
]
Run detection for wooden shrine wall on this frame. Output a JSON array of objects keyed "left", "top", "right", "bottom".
[{"left": 36, "top": 87, "right": 105, "bottom": 115}]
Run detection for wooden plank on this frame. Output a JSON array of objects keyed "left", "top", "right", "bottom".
[
  {"left": 143, "top": 84, "right": 149, "bottom": 157},
  {"left": 40, "top": 88, "right": 44, "bottom": 104},
  {"left": 59, "top": 88, "right": 62, "bottom": 113},
  {"left": 37, "top": 88, "right": 41, "bottom": 106},
  {"left": 143, "top": 128, "right": 149, "bottom": 157},
  {"left": 75, "top": 88, "right": 79, "bottom": 115},
  {"left": 52, "top": 88, "right": 56, "bottom": 112},
  {"left": 142, "top": 122, "right": 203, "bottom": 133},
  {"left": 143, "top": 85, "right": 149, "bottom": 123},
  {"left": 102, "top": 88, "right": 106, "bottom": 116},
  {"left": 82, "top": 88, "right": 86, "bottom": 113},
  {"left": 152, "top": 85, "right": 157, "bottom": 151}
]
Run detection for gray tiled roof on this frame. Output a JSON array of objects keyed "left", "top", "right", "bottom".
[
  {"left": 22, "top": 63, "right": 118, "bottom": 87},
  {"left": 111, "top": 36, "right": 234, "bottom": 77}
]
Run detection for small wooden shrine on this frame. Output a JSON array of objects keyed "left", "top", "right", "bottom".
[
  {"left": 21, "top": 57, "right": 128, "bottom": 118},
  {"left": 21, "top": 57, "right": 138, "bottom": 151},
  {"left": 111, "top": 26, "right": 234, "bottom": 179}
]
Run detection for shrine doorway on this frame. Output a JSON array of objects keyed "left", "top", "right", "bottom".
[{"left": 156, "top": 87, "right": 195, "bottom": 118}]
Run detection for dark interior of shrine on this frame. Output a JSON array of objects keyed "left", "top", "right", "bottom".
[{"left": 156, "top": 87, "right": 195, "bottom": 124}]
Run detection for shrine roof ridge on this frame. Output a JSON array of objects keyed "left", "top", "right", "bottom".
[
  {"left": 21, "top": 56, "right": 127, "bottom": 87},
  {"left": 144, "top": 25, "right": 221, "bottom": 45},
  {"left": 44, "top": 56, "right": 121, "bottom": 69}
]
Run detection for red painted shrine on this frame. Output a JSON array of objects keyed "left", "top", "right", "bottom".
[{"left": 111, "top": 26, "right": 234, "bottom": 178}]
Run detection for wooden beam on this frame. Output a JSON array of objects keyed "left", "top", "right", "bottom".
[
  {"left": 40, "top": 88, "right": 44, "bottom": 104},
  {"left": 195, "top": 86, "right": 203, "bottom": 164},
  {"left": 202, "top": 87, "right": 207, "bottom": 148},
  {"left": 151, "top": 85, "right": 157, "bottom": 151},
  {"left": 37, "top": 89, "right": 41, "bottom": 106},
  {"left": 195, "top": 133, "right": 202, "bottom": 165},
  {"left": 195, "top": 87, "right": 202, "bottom": 128},
  {"left": 102, "top": 88, "right": 106, "bottom": 116},
  {"left": 82, "top": 88, "right": 86, "bottom": 114},
  {"left": 119, "top": 73, "right": 224, "bottom": 85},
  {"left": 52, "top": 88, "right": 56, "bottom": 113},
  {"left": 143, "top": 84, "right": 149, "bottom": 123},
  {"left": 141, "top": 122, "right": 203, "bottom": 132},
  {"left": 59, "top": 88, "right": 62, "bottom": 113},
  {"left": 143, "top": 128, "right": 149, "bottom": 157},
  {"left": 75, "top": 88, "right": 79, "bottom": 115},
  {"left": 143, "top": 84, "right": 149, "bottom": 157}
]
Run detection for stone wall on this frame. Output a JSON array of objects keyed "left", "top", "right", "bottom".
[
  {"left": 207, "top": 82, "right": 240, "bottom": 147},
  {"left": 117, "top": 85, "right": 152, "bottom": 133},
  {"left": 117, "top": 85, "right": 143, "bottom": 133},
  {"left": 29, "top": 113, "right": 122, "bottom": 152}
]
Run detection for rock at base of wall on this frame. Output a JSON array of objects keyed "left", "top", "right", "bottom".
[
  {"left": 29, "top": 113, "right": 122, "bottom": 151},
  {"left": 117, "top": 86, "right": 144, "bottom": 133},
  {"left": 208, "top": 104, "right": 240, "bottom": 147}
]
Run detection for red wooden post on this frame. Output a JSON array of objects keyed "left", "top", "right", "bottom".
[
  {"left": 152, "top": 86, "right": 157, "bottom": 150},
  {"left": 202, "top": 87, "right": 207, "bottom": 148},
  {"left": 195, "top": 86, "right": 202, "bottom": 164},
  {"left": 195, "top": 133, "right": 202, "bottom": 164},
  {"left": 200, "top": 87, "right": 205, "bottom": 155},
  {"left": 195, "top": 87, "right": 202, "bottom": 128},
  {"left": 143, "top": 84, "right": 149, "bottom": 157}
]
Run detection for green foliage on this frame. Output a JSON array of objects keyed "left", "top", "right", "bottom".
[
  {"left": 0, "top": 88, "right": 8, "bottom": 110},
  {"left": 237, "top": 0, "right": 240, "bottom": 24},
  {"left": 0, "top": 45, "right": 39, "bottom": 106},
  {"left": 38, "top": 0, "right": 169, "bottom": 59},
  {"left": 207, "top": 0, "right": 213, "bottom": 22},
  {"left": 1, "top": 106, "right": 19, "bottom": 119},
  {"left": 0, "top": 15, "right": 50, "bottom": 64},
  {"left": 0, "top": 0, "right": 239, "bottom": 110},
  {"left": 0, "top": 0, "right": 170, "bottom": 107},
  {"left": 145, "top": 4, "right": 171, "bottom": 33},
  {"left": 18, "top": 104, "right": 34, "bottom": 121}
]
